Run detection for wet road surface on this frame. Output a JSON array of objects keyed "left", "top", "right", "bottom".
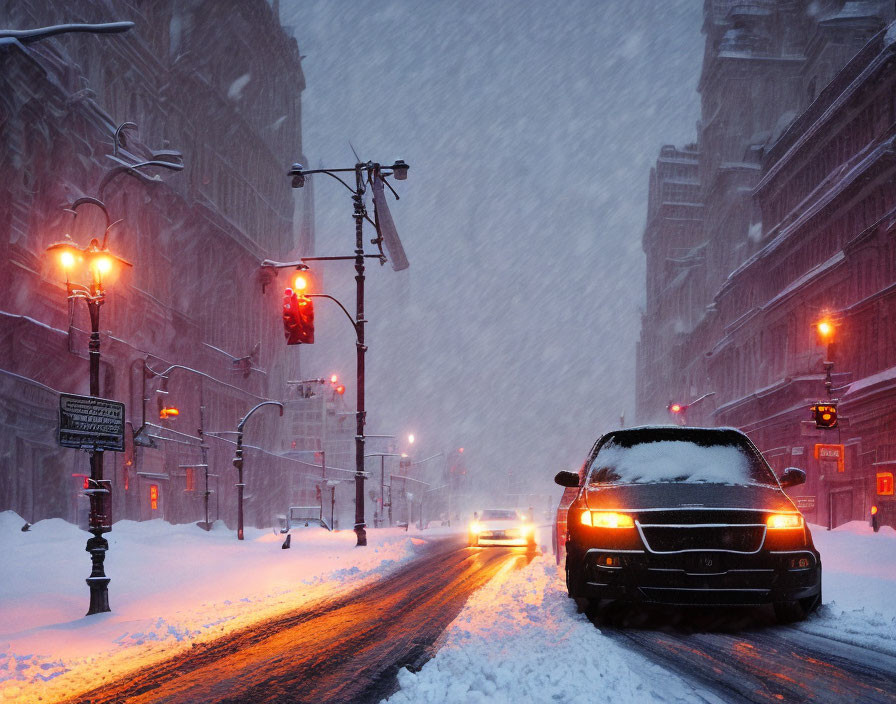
[
  {"left": 590, "top": 602, "right": 896, "bottom": 704},
  {"left": 65, "top": 537, "right": 535, "bottom": 704}
]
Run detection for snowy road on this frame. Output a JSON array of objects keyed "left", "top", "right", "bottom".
[
  {"left": 57, "top": 537, "right": 536, "bottom": 704},
  {"left": 594, "top": 604, "right": 896, "bottom": 703}
]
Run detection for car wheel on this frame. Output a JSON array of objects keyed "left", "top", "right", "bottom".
[
  {"left": 799, "top": 584, "right": 822, "bottom": 616},
  {"left": 773, "top": 599, "right": 808, "bottom": 623},
  {"left": 565, "top": 555, "right": 586, "bottom": 599}
]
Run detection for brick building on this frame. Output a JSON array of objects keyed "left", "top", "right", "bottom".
[
  {"left": 637, "top": 0, "right": 896, "bottom": 528},
  {"left": 0, "top": 2, "right": 348, "bottom": 530}
]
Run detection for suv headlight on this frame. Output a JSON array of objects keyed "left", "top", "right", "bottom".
[
  {"left": 766, "top": 513, "right": 803, "bottom": 530},
  {"left": 580, "top": 511, "right": 635, "bottom": 528}
]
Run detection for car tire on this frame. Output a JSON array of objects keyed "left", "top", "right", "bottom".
[
  {"left": 773, "top": 600, "right": 807, "bottom": 623},
  {"left": 774, "top": 591, "right": 821, "bottom": 623},
  {"left": 565, "top": 554, "right": 586, "bottom": 599}
]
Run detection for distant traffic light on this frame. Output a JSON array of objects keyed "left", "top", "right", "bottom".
[
  {"left": 283, "top": 287, "right": 314, "bottom": 345},
  {"left": 667, "top": 401, "right": 688, "bottom": 425},
  {"left": 811, "top": 403, "right": 838, "bottom": 428}
]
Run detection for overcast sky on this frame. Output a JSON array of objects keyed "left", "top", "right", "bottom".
[{"left": 280, "top": 0, "right": 704, "bottom": 501}]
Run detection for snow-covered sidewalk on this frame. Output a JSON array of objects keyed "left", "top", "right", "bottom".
[
  {"left": 0, "top": 511, "right": 449, "bottom": 703},
  {"left": 384, "top": 521, "right": 896, "bottom": 703}
]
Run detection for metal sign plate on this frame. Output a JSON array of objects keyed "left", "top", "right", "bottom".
[
  {"left": 58, "top": 393, "right": 125, "bottom": 451},
  {"left": 795, "top": 496, "right": 816, "bottom": 512}
]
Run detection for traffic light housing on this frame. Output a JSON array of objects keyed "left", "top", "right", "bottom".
[
  {"left": 283, "top": 287, "right": 314, "bottom": 345},
  {"left": 811, "top": 403, "right": 838, "bottom": 428}
]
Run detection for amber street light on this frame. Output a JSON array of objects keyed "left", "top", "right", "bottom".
[
  {"left": 817, "top": 320, "right": 834, "bottom": 340},
  {"left": 45, "top": 197, "right": 131, "bottom": 615},
  {"left": 814, "top": 317, "right": 837, "bottom": 399}
]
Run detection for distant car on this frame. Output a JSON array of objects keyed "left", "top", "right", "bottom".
[
  {"left": 469, "top": 509, "right": 536, "bottom": 548},
  {"left": 554, "top": 426, "right": 822, "bottom": 623}
]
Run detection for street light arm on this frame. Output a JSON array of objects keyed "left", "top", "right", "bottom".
[
  {"left": 306, "top": 294, "right": 359, "bottom": 339},
  {"left": 237, "top": 401, "right": 284, "bottom": 432},
  {"left": 0, "top": 21, "right": 134, "bottom": 42},
  {"left": 689, "top": 392, "right": 716, "bottom": 407},
  {"left": 289, "top": 167, "right": 357, "bottom": 195},
  {"left": 98, "top": 158, "right": 185, "bottom": 199},
  {"left": 65, "top": 197, "right": 111, "bottom": 229}
]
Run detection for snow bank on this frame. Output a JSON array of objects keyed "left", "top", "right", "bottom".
[
  {"left": 0, "top": 511, "right": 448, "bottom": 703},
  {"left": 383, "top": 553, "right": 705, "bottom": 704},
  {"left": 803, "top": 520, "right": 896, "bottom": 655}
]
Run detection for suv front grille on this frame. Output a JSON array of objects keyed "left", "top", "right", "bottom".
[{"left": 637, "top": 523, "right": 766, "bottom": 553}]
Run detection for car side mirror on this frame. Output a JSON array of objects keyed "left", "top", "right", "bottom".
[
  {"left": 554, "top": 470, "right": 580, "bottom": 488},
  {"left": 779, "top": 467, "right": 806, "bottom": 488}
]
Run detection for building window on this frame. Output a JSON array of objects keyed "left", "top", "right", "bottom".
[
  {"left": 186, "top": 467, "right": 195, "bottom": 492},
  {"left": 150, "top": 484, "right": 159, "bottom": 510},
  {"left": 877, "top": 472, "right": 894, "bottom": 496}
]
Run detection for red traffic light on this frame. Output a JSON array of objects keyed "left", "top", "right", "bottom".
[
  {"left": 669, "top": 403, "right": 682, "bottom": 413},
  {"left": 334, "top": 384, "right": 345, "bottom": 395},
  {"left": 283, "top": 288, "right": 314, "bottom": 345}
]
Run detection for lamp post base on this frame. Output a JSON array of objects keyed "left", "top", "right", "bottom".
[
  {"left": 85, "top": 533, "right": 111, "bottom": 615},
  {"left": 86, "top": 576, "right": 111, "bottom": 615},
  {"left": 355, "top": 525, "right": 367, "bottom": 546}
]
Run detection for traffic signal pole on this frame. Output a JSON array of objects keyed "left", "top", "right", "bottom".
[
  {"left": 274, "top": 158, "right": 409, "bottom": 547},
  {"left": 353, "top": 164, "right": 368, "bottom": 547}
]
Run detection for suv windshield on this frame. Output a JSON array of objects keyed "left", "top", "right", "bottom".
[
  {"left": 480, "top": 509, "right": 519, "bottom": 521},
  {"left": 587, "top": 428, "right": 778, "bottom": 487}
]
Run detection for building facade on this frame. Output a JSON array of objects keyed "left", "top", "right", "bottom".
[
  {"left": 0, "top": 1, "right": 337, "bottom": 531},
  {"left": 637, "top": 0, "right": 896, "bottom": 528}
]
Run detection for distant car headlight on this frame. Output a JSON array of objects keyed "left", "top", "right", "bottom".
[
  {"left": 470, "top": 521, "right": 482, "bottom": 534},
  {"left": 766, "top": 513, "right": 804, "bottom": 530},
  {"left": 581, "top": 511, "right": 635, "bottom": 528}
]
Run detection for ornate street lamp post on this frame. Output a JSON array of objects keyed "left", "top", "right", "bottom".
[
  {"left": 46, "top": 198, "right": 131, "bottom": 615},
  {"left": 43, "top": 116, "right": 181, "bottom": 613}
]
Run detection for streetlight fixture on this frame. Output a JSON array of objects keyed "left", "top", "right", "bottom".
[
  {"left": 232, "top": 401, "right": 284, "bottom": 540},
  {"left": 268, "top": 157, "right": 410, "bottom": 546},
  {"left": 665, "top": 392, "right": 715, "bottom": 426},
  {"left": 46, "top": 198, "right": 131, "bottom": 615}
]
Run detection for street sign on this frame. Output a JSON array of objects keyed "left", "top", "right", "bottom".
[
  {"left": 58, "top": 393, "right": 125, "bottom": 451},
  {"left": 814, "top": 443, "right": 845, "bottom": 473},
  {"left": 794, "top": 496, "right": 816, "bottom": 512}
]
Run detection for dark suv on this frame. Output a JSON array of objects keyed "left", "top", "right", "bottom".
[{"left": 555, "top": 426, "right": 822, "bottom": 622}]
